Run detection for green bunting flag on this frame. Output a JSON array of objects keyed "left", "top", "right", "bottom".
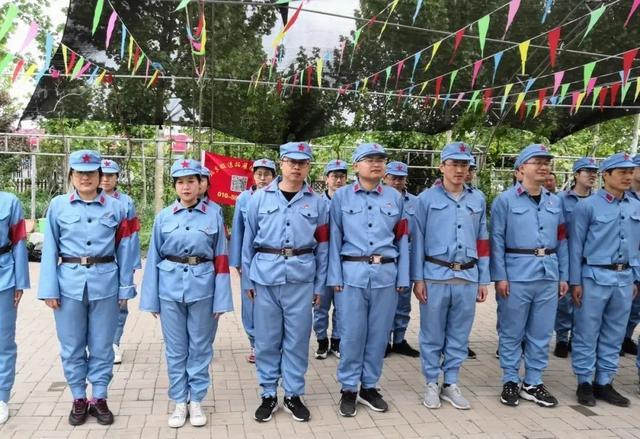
[
  {"left": 583, "top": 61, "right": 596, "bottom": 90},
  {"left": 477, "top": 15, "right": 490, "bottom": 57},
  {"left": 175, "top": 0, "right": 191, "bottom": 12},
  {"left": 581, "top": 4, "right": 606, "bottom": 42},
  {"left": 92, "top": 0, "right": 104, "bottom": 35},
  {"left": 0, "top": 4, "right": 19, "bottom": 43}
]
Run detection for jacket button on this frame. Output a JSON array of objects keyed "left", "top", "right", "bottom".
[
  {"left": 184, "top": 249, "right": 188, "bottom": 253},
  {"left": 539, "top": 226, "right": 543, "bottom": 230},
  {"left": 183, "top": 268, "right": 188, "bottom": 272},
  {"left": 457, "top": 204, "right": 461, "bottom": 208},
  {"left": 88, "top": 219, "right": 92, "bottom": 223},
  {"left": 368, "top": 206, "right": 372, "bottom": 210},
  {"left": 186, "top": 227, "right": 190, "bottom": 231},
  {"left": 369, "top": 242, "right": 373, "bottom": 245},
  {"left": 87, "top": 241, "right": 91, "bottom": 246},
  {"left": 457, "top": 225, "right": 461, "bottom": 229},
  {"left": 458, "top": 245, "right": 462, "bottom": 249},
  {"left": 368, "top": 223, "right": 372, "bottom": 227},
  {"left": 188, "top": 209, "right": 193, "bottom": 213}
]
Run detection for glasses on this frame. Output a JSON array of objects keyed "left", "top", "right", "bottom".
[
  {"left": 282, "top": 158, "right": 310, "bottom": 168},
  {"left": 524, "top": 159, "right": 552, "bottom": 167},
  {"left": 360, "top": 157, "right": 386, "bottom": 165},
  {"left": 443, "top": 161, "right": 470, "bottom": 169}
]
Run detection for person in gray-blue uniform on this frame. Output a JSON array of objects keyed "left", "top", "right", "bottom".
[
  {"left": 383, "top": 161, "right": 419, "bottom": 358},
  {"left": 553, "top": 157, "right": 598, "bottom": 358},
  {"left": 622, "top": 154, "right": 640, "bottom": 356},
  {"left": 570, "top": 152, "right": 640, "bottom": 408},
  {"left": 38, "top": 150, "right": 136, "bottom": 426},
  {"left": 0, "top": 192, "right": 29, "bottom": 425},
  {"left": 328, "top": 143, "right": 410, "bottom": 418},
  {"left": 229, "top": 158, "right": 276, "bottom": 364},
  {"left": 198, "top": 165, "right": 211, "bottom": 202},
  {"left": 99, "top": 159, "right": 142, "bottom": 366},
  {"left": 411, "top": 142, "right": 489, "bottom": 411},
  {"left": 314, "top": 159, "right": 348, "bottom": 360},
  {"left": 140, "top": 158, "right": 233, "bottom": 428},
  {"left": 491, "top": 144, "right": 568, "bottom": 408},
  {"left": 242, "top": 142, "right": 328, "bottom": 423}
]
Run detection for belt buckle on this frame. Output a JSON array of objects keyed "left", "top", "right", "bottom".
[
  {"left": 282, "top": 248, "right": 294, "bottom": 257},
  {"left": 534, "top": 248, "right": 546, "bottom": 257},
  {"left": 188, "top": 256, "right": 199, "bottom": 265},
  {"left": 370, "top": 255, "right": 382, "bottom": 264},
  {"left": 79, "top": 256, "right": 90, "bottom": 266},
  {"left": 616, "top": 263, "right": 625, "bottom": 272},
  {"left": 450, "top": 262, "right": 463, "bottom": 271}
]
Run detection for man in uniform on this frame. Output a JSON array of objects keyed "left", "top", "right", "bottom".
[
  {"left": 230, "top": 158, "right": 277, "bottom": 363},
  {"left": 553, "top": 158, "right": 598, "bottom": 358},
  {"left": 383, "top": 161, "right": 419, "bottom": 358},
  {"left": 100, "top": 159, "right": 142, "bottom": 365},
  {"left": 242, "top": 143, "right": 328, "bottom": 422},
  {"left": 491, "top": 144, "right": 568, "bottom": 408},
  {"left": 314, "top": 159, "right": 348, "bottom": 359},
  {"left": 570, "top": 152, "right": 640, "bottom": 407},
  {"left": 411, "top": 142, "right": 489, "bottom": 410},
  {"left": 328, "top": 143, "right": 410, "bottom": 417}
]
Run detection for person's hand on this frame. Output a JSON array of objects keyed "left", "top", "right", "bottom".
[
  {"left": 413, "top": 281, "right": 427, "bottom": 304},
  {"left": 45, "top": 298, "right": 60, "bottom": 310},
  {"left": 396, "top": 287, "right": 405, "bottom": 293},
  {"left": 313, "top": 294, "right": 321, "bottom": 307},
  {"left": 151, "top": 312, "right": 159, "bottom": 318},
  {"left": 572, "top": 285, "right": 583, "bottom": 307},
  {"left": 213, "top": 312, "right": 224, "bottom": 319},
  {"left": 476, "top": 285, "right": 488, "bottom": 303},
  {"left": 495, "top": 281, "right": 509, "bottom": 298},
  {"left": 247, "top": 289, "right": 256, "bottom": 300},
  {"left": 118, "top": 299, "right": 128, "bottom": 307},
  {"left": 14, "top": 289, "right": 23, "bottom": 307},
  {"left": 334, "top": 286, "right": 343, "bottom": 293},
  {"left": 559, "top": 281, "right": 569, "bottom": 298}
]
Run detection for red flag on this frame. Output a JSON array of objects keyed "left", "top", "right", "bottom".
[
  {"left": 276, "top": 78, "right": 283, "bottom": 96},
  {"left": 483, "top": 89, "right": 493, "bottom": 113},
  {"left": 434, "top": 75, "right": 443, "bottom": 97},
  {"left": 305, "top": 65, "right": 313, "bottom": 91},
  {"left": 449, "top": 28, "right": 465, "bottom": 63},
  {"left": 372, "top": 72, "right": 380, "bottom": 87},
  {"left": 547, "top": 27, "right": 561, "bottom": 68},
  {"left": 11, "top": 59, "right": 25, "bottom": 83},
  {"left": 622, "top": 48, "right": 638, "bottom": 83},
  {"left": 67, "top": 51, "right": 77, "bottom": 75},
  {"left": 598, "top": 86, "right": 608, "bottom": 111},
  {"left": 203, "top": 152, "right": 256, "bottom": 206},
  {"left": 538, "top": 88, "right": 547, "bottom": 112},
  {"left": 610, "top": 82, "right": 621, "bottom": 106},
  {"left": 395, "top": 59, "right": 405, "bottom": 89}
]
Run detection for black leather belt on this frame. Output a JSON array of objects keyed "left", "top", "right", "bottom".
[
  {"left": 425, "top": 256, "right": 476, "bottom": 271},
  {"left": 255, "top": 247, "right": 314, "bottom": 257},
  {"left": 342, "top": 255, "right": 397, "bottom": 264},
  {"left": 60, "top": 256, "right": 115, "bottom": 266},
  {"left": 586, "top": 262, "right": 631, "bottom": 272},
  {"left": 0, "top": 244, "right": 11, "bottom": 255},
  {"left": 165, "top": 255, "right": 212, "bottom": 265},
  {"left": 505, "top": 247, "right": 556, "bottom": 257}
]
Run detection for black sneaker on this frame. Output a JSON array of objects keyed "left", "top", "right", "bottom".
[
  {"left": 254, "top": 396, "right": 278, "bottom": 422},
  {"left": 554, "top": 341, "right": 569, "bottom": 358},
  {"left": 500, "top": 381, "right": 520, "bottom": 406},
  {"left": 384, "top": 343, "right": 392, "bottom": 358},
  {"left": 576, "top": 382, "right": 596, "bottom": 407},
  {"left": 68, "top": 398, "right": 89, "bottom": 426},
  {"left": 495, "top": 349, "right": 499, "bottom": 359},
  {"left": 88, "top": 398, "right": 114, "bottom": 425},
  {"left": 391, "top": 340, "right": 420, "bottom": 358},
  {"left": 593, "top": 383, "right": 630, "bottom": 407},
  {"left": 339, "top": 390, "right": 357, "bottom": 417},
  {"left": 468, "top": 347, "right": 477, "bottom": 359},
  {"left": 622, "top": 337, "right": 638, "bottom": 355},
  {"left": 315, "top": 338, "right": 329, "bottom": 359},
  {"left": 283, "top": 396, "right": 310, "bottom": 422},
  {"left": 358, "top": 387, "right": 388, "bottom": 412},
  {"left": 520, "top": 383, "right": 558, "bottom": 407},
  {"left": 330, "top": 338, "right": 341, "bottom": 358}
]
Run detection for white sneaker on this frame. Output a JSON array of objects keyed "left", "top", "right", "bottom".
[
  {"left": 113, "top": 344, "right": 122, "bottom": 364},
  {"left": 189, "top": 402, "right": 207, "bottom": 427},
  {"left": 0, "top": 401, "right": 8, "bottom": 424},
  {"left": 168, "top": 402, "right": 188, "bottom": 428},
  {"left": 441, "top": 384, "right": 471, "bottom": 410},
  {"left": 423, "top": 382, "right": 441, "bottom": 409}
]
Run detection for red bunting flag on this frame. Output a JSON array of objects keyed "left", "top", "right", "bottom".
[
  {"left": 547, "top": 27, "right": 561, "bottom": 68},
  {"left": 598, "top": 86, "right": 609, "bottom": 110},
  {"left": 449, "top": 28, "right": 465, "bottom": 63},
  {"left": 538, "top": 88, "right": 547, "bottom": 112},
  {"left": 483, "top": 88, "right": 493, "bottom": 113},
  {"left": 610, "top": 82, "right": 621, "bottom": 106},
  {"left": 305, "top": 65, "right": 313, "bottom": 92},
  {"left": 11, "top": 59, "right": 25, "bottom": 83},
  {"left": 622, "top": 48, "right": 638, "bottom": 84},
  {"left": 434, "top": 75, "right": 443, "bottom": 97},
  {"left": 395, "top": 59, "right": 405, "bottom": 89},
  {"left": 66, "top": 51, "right": 77, "bottom": 75}
]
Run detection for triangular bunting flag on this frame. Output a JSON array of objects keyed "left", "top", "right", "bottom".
[
  {"left": 586, "top": 77, "right": 597, "bottom": 97},
  {"left": 621, "top": 81, "right": 632, "bottom": 102},
  {"left": 450, "top": 29, "right": 465, "bottom": 63},
  {"left": 0, "top": 4, "right": 19, "bottom": 43},
  {"left": 519, "top": 40, "right": 530, "bottom": 75},
  {"left": 92, "top": 0, "right": 105, "bottom": 35},
  {"left": 504, "top": 0, "right": 520, "bottom": 36},
  {"left": 547, "top": 27, "right": 561, "bottom": 68},
  {"left": 553, "top": 71, "right": 564, "bottom": 96},
  {"left": 11, "top": 59, "right": 25, "bottom": 83},
  {"left": 410, "top": 51, "right": 422, "bottom": 83},
  {"left": 581, "top": 5, "right": 607, "bottom": 43},
  {"left": 316, "top": 57, "right": 323, "bottom": 88},
  {"left": 635, "top": 77, "right": 640, "bottom": 101},
  {"left": 412, "top": 0, "right": 424, "bottom": 24},
  {"left": 492, "top": 51, "right": 503, "bottom": 84},
  {"left": 424, "top": 40, "right": 442, "bottom": 72},
  {"left": 501, "top": 83, "right": 513, "bottom": 113},
  {"left": 452, "top": 92, "right": 465, "bottom": 108},
  {"left": 471, "top": 59, "right": 483, "bottom": 87},
  {"left": 622, "top": 48, "right": 638, "bottom": 84},
  {"left": 524, "top": 77, "right": 535, "bottom": 94},
  {"left": 624, "top": 0, "right": 640, "bottom": 27},
  {"left": 583, "top": 61, "right": 596, "bottom": 90},
  {"left": 515, "top": 92, "right": 525, "bottom": 113},
  {"left": 448, "top": 70, "right": 458, "bottom": 94},
  {"left": 610, "top": 82, "right": 621, "bottom": 106},
  {"left": 559, "top": 83, "right": 570, "bottom": 104},
  {"left": 477, "top": 15, "right": 490, "bottom": 57},
  {"left": 591, "top": 86, "right": 603, "bottom": 108},
  {"left": 599, "top": 86, "right": 609, "bottom": 110}
]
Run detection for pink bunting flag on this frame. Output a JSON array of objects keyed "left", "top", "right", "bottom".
[
  {"left": 395, "top": 59, "right": 405, "bottom": 89},
  {"left": 11, "top": 59, "right": 25, "bottom": 83},
  {"left": 471, "top": 59, "right": 483, "bottom": 87},
  {"left": 586, "top": 77, "right": 597, "bottom": 97},
  {"left": 625, "top": 0, "right": 640, "bottom": 27},
  {"left": 503, "top": 0, "right": 520, "bottom": 36},
  {"left": 19, "top": 22, "right": 39, "bottom": 53},
  {"left": 74, "top": 61, "right": 92, "bottom": 79},
  {"left": 105, "top": 11, "right": 118, "bottom": 48},
  {"left": 622, "top": 48, "right": 638, "bottom": 84},
  {"left": 547, "top": 27, "right": 561, "bottom": 68},
  {"left": 552, "top": 70, "right": 564, "bottom": 96},
  {"left": 452, "top": 92, "right": 465, "bottom": 108}
]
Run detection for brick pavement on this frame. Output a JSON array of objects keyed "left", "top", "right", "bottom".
[{"left": 2, "top": 262, "right": 640, "bottom": 438}]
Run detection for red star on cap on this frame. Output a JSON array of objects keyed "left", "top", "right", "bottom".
[
  {"left": 181, "top": 160, "right": 190, "bottom": 168},
  {"left": 298, "top": 143, "right": 306, "bottom": 151},
  {"left": 335, "top": 160, "right": 341, "bottom": 165},
  {"left": 539, "top": 145, "right": 548, "bottom": 151},
  {"left": 589, "top": 158, "right": 595, "bottom": 164},
  {"left": 103, "top": 160, "right": 111, "bottom": 167},
  {"left": 624, "top": 153, "right": 630, "bottom": 160},
  {"left": 396, "top": 164, "right": 404, "bottom": 170},
  {"left": 459, "top": 145, "right": 467, "bottom": 152},
  {"left": 373, "top": 144, "right": 379, "bottom": 149},
  {"left": 82, "top": 154, "right": 91, "bottom": 163},
  {"left": 261, "top": 159, "right": 268, "bottom": 164}
]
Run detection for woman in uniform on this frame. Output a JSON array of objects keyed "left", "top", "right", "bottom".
[
  {"left": 140, "top": 158, "right": 233, "bottom": 428},
  {"left": 0, "top": 191, "right": 30, "bottom": 425},
  {"left": 38, "top": 149, "right": 136, "bottom": 426}
]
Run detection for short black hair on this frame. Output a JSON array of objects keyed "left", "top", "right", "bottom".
[
  {"left": 68, "top": 168, "right": 103, "bottom": 181},
  {"left": 326, "top": 170, "right": 347, "bottom": 178},
  {"left": 172, "top": 174, "right": 202, "bottom": 188},
  {"left": 253, "top": 167, "right": 276, "bottom": 178}
]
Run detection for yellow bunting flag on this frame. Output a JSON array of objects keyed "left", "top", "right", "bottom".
[
  {"left": 62, "top": 45, "right": 68, "bottom": 74},
  {"left": 146, "top": 70, "right": 159, "bottom": 88},
  {"left": 518, "top": 40, "right": 530, "bottom": 75},
  {"left": 575, "top": 92, "right": 586, "bottom": 113},
  {"left": 128, "top": 36, "right": 133, "bottom": 69},
  {"left": 96, "top": 70, "right": 106, "bottom": 85},
  {"left": 514, "top": 92, "right": 525, "bottom": 113},
  {"left": 316, "top": 57, "right": 323, "bottom": 88},
  {"left": 23, "top": 63, "right": 37, "bottom": 81},
  {"left": 423, "top": 40, "right": 442, "bottom": 72}
]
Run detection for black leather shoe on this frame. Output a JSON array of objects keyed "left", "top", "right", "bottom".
[
  {"left": 384, "top": 343, "right": 392, "bottom": 358},
  {"left": 468, "top": 347, "right": 477, "bottom": 359},
  {"left": 89, "top": 398, "right": 114, "bottom": 425},
  {"left": 593, "top": 383, "right": 630, "bottom": 407},
  {"left": 391, "top": 340, "right": 420, "bottom": 357},
  {"left": 622, "top": 337, "right": 638, "bottom": 355},
  {"left": 68, "top": 399, "right": 89, "bottom": 426},
  {"left": 554, "top": 341, "right": 569, "bottom": 358},
  {"left": 576, "top": 383, "right": 596, "bottom": 407}
]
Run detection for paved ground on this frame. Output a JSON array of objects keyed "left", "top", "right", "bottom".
[{"left": 2, "top": 263, "right": 640, "bottom": 438}]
